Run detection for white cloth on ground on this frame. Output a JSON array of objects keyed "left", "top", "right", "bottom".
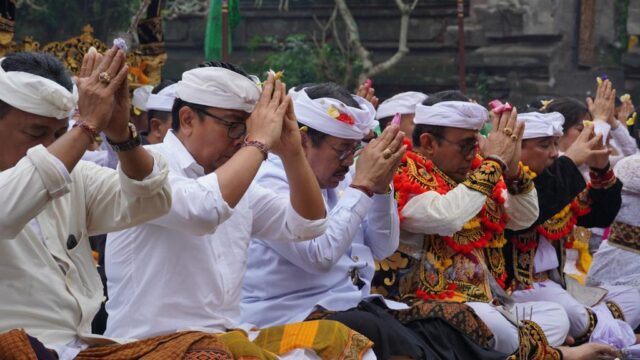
[
  {"left": 511, "top": 279, "right": 640, "bottom": 338},
  {"left": 241, "top": 155, "right": 405, "bottom": 328},
  {"left": 104, "top": 130, "right": 327, "bottom": 339},
  {"left": 467, "top": 301, "right": 569, "bottom": 354}
]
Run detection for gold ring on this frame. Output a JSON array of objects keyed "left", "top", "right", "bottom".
[
  {"left": 511, "top": 134, "right": 518, "bottom": 141},
  {"left": 503, "top": 128, "right": 513, "bottom": 136},
  {"left": 98, "top": 72, "right": 112, "bottom": 84},
  {"left": 382, "top": 148, "right": 393, "bottom": 160}
]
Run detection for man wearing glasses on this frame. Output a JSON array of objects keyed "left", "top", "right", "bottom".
[
  {"left": 103, "top": 65, "right": 374, "bottom": 358},
  {"left": 241, "top": 82, "right": 435, "bottom": 359},
  {"left": 371, "top": 92, "right": 580, "bottom": 357}
]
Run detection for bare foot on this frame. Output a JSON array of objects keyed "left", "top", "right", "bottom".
[{"left": 558, "top": 343, "right": 619, "bottom": 360}]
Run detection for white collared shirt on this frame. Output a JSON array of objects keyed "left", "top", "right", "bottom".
[
  {"left": 0, "top": 145, "right": 171, "bottom": 354},
  {"left": 104, "top": 131, "right": 327, "bottom": 339},
  {"left": 241, "top": 155, "right": 405, "bottom": 328}
]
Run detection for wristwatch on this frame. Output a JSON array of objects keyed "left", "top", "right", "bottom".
[{"left": 107, "top": 123, "right": 142, "bottom": 152}]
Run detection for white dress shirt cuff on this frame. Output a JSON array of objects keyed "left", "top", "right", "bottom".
[
  {"left": 195, "top": 171, "right": 233, "bottom": 212},
  {"left": 117, "top": 149, "right": 170, "bottom": 198},
  {"left": 339, "top": 187, "right": 374, "bottom": 219},
  {"left": 284, "top": 204, "right": 328, "bottom": 240},
  {"left": 29, "top": 145, "right": 72, "bottom": 198}
]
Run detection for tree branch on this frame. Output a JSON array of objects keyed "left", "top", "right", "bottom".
[{"left": 127, "top": 0, "right": 152, "bottom": 43}]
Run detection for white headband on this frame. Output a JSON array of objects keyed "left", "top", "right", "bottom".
[
  {"left": 519, "top": 112, "right": 564, "bottom": 139},
  {"left": 146, "top": 84, "right": 177, "bottom": 112},
  {"left": 176, "top": 67, "right": 261, "bottom": 113},
  {"left": 414, "top": 101, "right": 488, "bottom": 130},
  {"left": 0, "top": 58, "right": 78, "bottom": 120},
  {"left": 294, "top": 89, "right": 378, "bottom": 140},
  {"left": 132, "top": 85, "right": 153, "bottom": 111},
  {"left": 376, "top": 91, "right": 428, "bottom": 119}
]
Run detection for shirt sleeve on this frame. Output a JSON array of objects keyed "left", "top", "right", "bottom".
[
  {"left": 258, "top": 186, "right": 374, "bottom": 273},
  {"left": 504, "top": 188, "right": 540, "bottom": 230},
  {"left": 0, "top": 145, "right": 72, "bottom": 240},
  {"left": 82, "top": 148, "right": 172, "bottom": 235},
  {"left": 250, "top": 183, "right": 328, "bottom": 243},
  {"left": 401, "top": 185, "right": 488, "bottom": 236},
  {"left": 363, "top": 191, "right": 400, "bottom": 260},
  {"left": 146, "top": 171, "right": 234, "bottom": 236},
  {"left": 610, "top": 123, "right": 639, "bottom": 157}
]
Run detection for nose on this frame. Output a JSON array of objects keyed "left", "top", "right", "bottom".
[{"left": 550, "top": 144, "right": 559, "bottom": 159}]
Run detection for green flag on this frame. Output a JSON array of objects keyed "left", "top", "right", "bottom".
[{"left": 204, "top": 0, "right": 241, "bottom": 60}]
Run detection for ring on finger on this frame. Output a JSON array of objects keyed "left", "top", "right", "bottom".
[
  {"left": 98, "top": 72, "right": 112, "bottom": 84},
  {"left": 383, "top": 148, "right": 393, "bottom": 160},
  {"left": 503, "top": 127, "right": 513, "bottom": 136},
  {"left": 511, "top": 134, "right": 518, "bottom": 141}
]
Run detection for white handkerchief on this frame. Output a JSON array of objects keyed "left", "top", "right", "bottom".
[{"left": 593, "top": 120, "right": 611, "bottom": 145}]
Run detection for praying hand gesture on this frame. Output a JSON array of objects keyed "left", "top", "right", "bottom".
[
  {"left": 352, "top": 125, "right": 406, "bottom": 194},
  {"left": 356, "top": 80, "right": 379, "bottom": 109},
  {"left": 484, "top": 107, "right": 524, "bottom": 179},
  {"left": 246, "top": 73, "right": 288, "bottom": 150},
  {"left": 587, "top": 79, "right": 616, "bottom": 126},
  {"left": 564, "top": 125, "right": 611, "bottom": 170},
  {"left": 76, "top": 46, "right": 130, "bottom": 139}
]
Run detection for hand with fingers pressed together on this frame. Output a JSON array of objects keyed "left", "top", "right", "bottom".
[
  {"left": 352, "top": 125, "right": 407, "bottom": 194},
  {"left": 587, "top": 79, "right": 616, "bottom": 126},
  {"left": 616, "top": 98, "right": 635, "bottom": 128},
  {"left": 563, "top": 125, "right": 611, "bottom": 169},
  {"left": 483, "top": 107, "right": 523, "bottom": 177},
  {"left": 245, "top": 73, "right": 287, "bottom": 150},
  {"left": 356, "top": 80, "right": 379, "bottom": 109},
  {"left": 269, "top": 84, "right": 303, "bottom": 160},
  {"left": 76, "top": 46, "right": 130, "bottom": 139}
]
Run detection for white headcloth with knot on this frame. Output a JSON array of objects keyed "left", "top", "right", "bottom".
[
  {"left": 519, "top": 112, "right": 564, "bottom": 139},
  {"left": 294, "top": 89, "right": 378, "bottom": 140},
  {"left": 176, "top": 67, "right": 261, "bottom": 113},
  {"left": 0, "top": 58, "right": 78, "bottom": 120},
  {"left": 414, "top": 101, "right": 489, "bottom": 130}
]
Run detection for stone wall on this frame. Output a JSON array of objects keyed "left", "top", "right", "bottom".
[{"left": 163, "top": 0, "right": 630, "bottom": 105}]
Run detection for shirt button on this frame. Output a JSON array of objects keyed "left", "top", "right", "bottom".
[{"left": 352, "top": 255, "right": 359, "bottom": 262}]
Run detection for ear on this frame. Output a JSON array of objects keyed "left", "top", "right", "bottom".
[
  {"left": 178, "top": 107, "right": 196, "bottom": 136},
  {"left": 149, "top": 118, "right": 161, "bottom": 135},
  {"left": 419, "top": 133, "right": 437, "bottom": 156}
]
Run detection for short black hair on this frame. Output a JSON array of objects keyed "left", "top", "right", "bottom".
[
  {"left": 172, "top": 62, "right": 251, "bottom": 131},
  {"left": 299, "top": 82, "right": 360, "bottom": 146},
  {"left": 422, "top": 90, "right": 470, "bottom": 106},
  {"left": 541, "top": 97, "right": 588, "bottom": 133},
  {"left": 0, "top": 52, "right": 73, "bottom": 119},
  {"left": 305, "top": 82, "right": 359, "bottom": 108},
  {"left": 526, "top": 95, "right": 554, "bottom": 112},
  {"left": 412, "top": 90, "right": 470, "bottom": 147}
]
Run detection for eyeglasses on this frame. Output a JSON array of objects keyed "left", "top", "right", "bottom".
[
  {"left": 328, "top": 141, "right": 362, "bottom": 161},
  {"left": 432, "top": 134, "right": 478, "bottom": 157},
  {"left": 195, "top": 108, "right": 247, "bottom": 140}
]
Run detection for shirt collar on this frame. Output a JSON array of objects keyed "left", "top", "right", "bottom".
[{"left": 163, "top": 130, "right": 205, "bottom": 177}]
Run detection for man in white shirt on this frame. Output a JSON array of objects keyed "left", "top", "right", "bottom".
[
  {"left": 143, "top": 80, "right": 176, "bottom": 144},
  {"left": 0, "top": 47, "right": 178, "bottom": 358},
  {"left": 242, "top": 83, "right": 433, "bottom": 359},
  {"left": 105, "top": 64, "right": 374, "bottom": 359}
]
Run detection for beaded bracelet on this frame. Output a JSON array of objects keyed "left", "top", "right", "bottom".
[
  {"left": 73, "top": 121, "right": 99, "bottom": 144},
  {"left": 242, "top": 139, "right": 269, "bottom": 160}
]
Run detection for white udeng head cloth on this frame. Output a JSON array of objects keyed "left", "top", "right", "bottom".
[
  {"left": 414, "top": 101, "right": 488, "bottom": 130},
  {"left": 176, "top": 67, "right": 261, "bottom": 112},
  {"left": 376, "top": 91, "right": 428, "bottom": 119},
  {"left": 146, "top": 84, "right": 177, "bottom": 112},
  {"left": 132, "top": 85, "right": 153, "bottom": 111},
  {"left": 519, "top": 112, "right": 564, "bottom": 139},
  {"left": 294, "top": 89, "right": 378, "bottom": 140},
  {"left": 0, "top": 58, "right": 78, "bottom": 120}
]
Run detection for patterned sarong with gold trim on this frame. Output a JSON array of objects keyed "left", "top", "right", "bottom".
[{"left": 0, "top": 321, "right": 372, "bottom": 360}]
